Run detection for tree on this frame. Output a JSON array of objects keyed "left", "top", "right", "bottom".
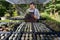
[
  {"left": 45, "top": 0, "right": 60, "bottom": 15},
  {"left": 0, "top": 1, "right": 12, "bottom": 16}
]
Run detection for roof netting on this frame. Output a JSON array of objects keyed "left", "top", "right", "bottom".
[{"left": 6, "top": 0, "right": 51, "bottom": 4}]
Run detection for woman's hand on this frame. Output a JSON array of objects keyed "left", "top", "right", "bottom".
[{"left": 34, "top": 16, "right": 37, "bottom": 19}]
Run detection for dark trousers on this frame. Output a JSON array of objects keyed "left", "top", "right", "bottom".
[{"left": 37, "top": 19, "right": 39, "bottom": 22}]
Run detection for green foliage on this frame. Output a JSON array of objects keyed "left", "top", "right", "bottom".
[
  {"left": 0, "top": 1, "right": 12, "bottom": 16},
  {"left": 12, "top": 10, "right": 18, "bottom": 17},
  {"left": 44, "top": 0, "right": 60, "bottom": 14},
  {"left": 4, "top": 12, "right": 10, "bottom": 18},
  {"left": 56, "top": 4, "right": 60, "bottom": 10}
]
